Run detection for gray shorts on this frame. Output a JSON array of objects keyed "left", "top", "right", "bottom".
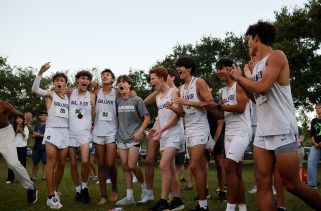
[{"left": 274, "top": 141, "right": 299, "bottom": 154}]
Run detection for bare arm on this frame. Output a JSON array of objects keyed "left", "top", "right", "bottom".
[
  {"left": 144, "top": 90, "right": 159, "bottom": 106},
  {"left": 3, "top": 101, "right": 24, "bottom": 117},
  {"left": 213, "top": 119, "right": 224, "bottom": 143},
  {"left": 133, "top": 114, "right": 151, "bottom": 141},
  {"left": 90, "top": 92, "right": 96, "bottom": 120}
]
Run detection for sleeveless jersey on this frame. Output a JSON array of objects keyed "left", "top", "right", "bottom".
[
  {"left": 252, "top": 55, "right": 298, "bottom": 136},
  {"left": 156, "top": 88, "right": 184, "bottom": 139},
  {"left": 69, "top": 89, "right": 92, "bottom": 136},
  {"left": 93, "top": 88, "right": 117, "bottom": 137},
  {"left": 180, "top": 77, "right": 210, "bottom": 137},
  {"left": 46, "top": 92, "right": 69, "bottom": 128},
  {"left": 221, "top": 82, "right": 251, "bottom": 136}
]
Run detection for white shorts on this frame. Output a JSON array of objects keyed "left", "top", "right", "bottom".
[
  {"left": 160, "top": 133, "right": 181, "bottom": 151},
  {"left": 254, "top": 131, "right": 297, "bottom": 151},
  {"left": 93, "top": 135, "right": 116, "bottom": 145},
  {"left": 225, "top": 134, "right": 250, "bottom": 162},
  {"left": 43, "top": 127, "right": 69, "bottom": 149},
  {"left": 186, "top": 132, "right": 213, "bottom": 149},
  {"left": 117, "top": 141, "right": 140, "bottom": 150},
  {"left": 69, "top": 135, "right": 91, "bottom": 148}
]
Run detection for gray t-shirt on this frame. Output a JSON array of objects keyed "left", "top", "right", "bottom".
[{"left": 116, "top": 96, "right": 149, "bottom": 143}]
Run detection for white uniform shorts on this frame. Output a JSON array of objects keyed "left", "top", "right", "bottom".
[
  {"left": 254, "top": 131, "right": 298, "bottom": 151},
  {"left": 186, "top": 132, "right": 213, "bottom": 149},
  {"left": 160, "top": 133, "right": 182, "bottom": 151},
  {"left": 225, "top": 134, "right": 250, "bottom": 162},
  {"left": 117, "top": 141, "right": 140, "bottom": 150},
  {"left": 93, "top": 135, "right": 116, "bottom": 145},
  {"left": 69, "top": 135, "right": 91, "bottom": 148},
  {"left": 43, "top": 127, "right": 69, "bottom": 149}
]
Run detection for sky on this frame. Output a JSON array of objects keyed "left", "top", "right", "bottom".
[{"left": 0, "top": 0, "right": 307, "bottom": 76}]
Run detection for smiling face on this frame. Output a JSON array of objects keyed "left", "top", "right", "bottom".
[
  {"left": 76, "top": 75, "right": 91, "bottom": 91},
  {"left": 54, "top": 77, "right": 67, "bottom": 92},
  {"left": 216, "top": 66, "right": 230, "bottom": 82},
  {"left": 101, "top": 72, "right": 114, "bottom": 85},
  {"left": 176, "top": 66, "right": 191, "bottom": 80}
]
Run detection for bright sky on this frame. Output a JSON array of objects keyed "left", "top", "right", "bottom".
[{"left": 0, "top": 0, "right": 306, "bottom": 76}]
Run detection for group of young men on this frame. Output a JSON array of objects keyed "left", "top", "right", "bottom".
[{"left": 1, "top": 20, "right": 321, "bottom": 211}]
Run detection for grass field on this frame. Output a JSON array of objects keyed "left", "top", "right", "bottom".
[{"left": 0, "top": 157, "right": 320, "bottom": 211}]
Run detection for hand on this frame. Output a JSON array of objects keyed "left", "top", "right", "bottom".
[
  {"left": 203, "top": 101, "right": 218, "bottom": 110},
  {"left": 228, "top": 64, "right": 242, "bottom": 81},
  {"left": 164, "top": 101, "right": 174, "bottom": 109},
  {"left": 207, "top": 147, "right": 214, "bottom": 154},
  {"left": 248, "top": 56, "right": 257, "bottom": 71},
  {"left": 39, "top": 62, "right": 50, "bottom": 75},
  {"left": 153, "top": 128, "right": 162, "bottom": 141},
  {"left": 91, "top": 82, "right": 99, "bottom": 90},
  {"left": 244, "top": 64, "right": 252, "bottom": 80},
  {"left": 146, "top": 128, "right": 157, "bottom": 140},
  {"left": 133, "top": 130, "right": 143, "bottom": 142},
  {"left": 173, "top": 97, "right": 187, "bottom": 105}
]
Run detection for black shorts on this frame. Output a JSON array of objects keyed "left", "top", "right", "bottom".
[
  {"left": 212, "top": 135, "right": 225, "bottom": 156},
  {"left": 175, "top": 151, "right": 185, "bottom": 165},
  {"left": 32, "top": 149, "right": 47, "bottom": 164}
]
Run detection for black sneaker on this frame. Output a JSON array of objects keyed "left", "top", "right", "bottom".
[
  {"left": 30, "top": 177, "right": 36, "bottom": 182},
  {"left": 190, "top": 205, "right": 209, "bottom": 211},
  {"left": 27, "top": 187, "right": 38, "bottom": 204},
  {"left": 169, "top": 197, "right": 184, "bottom": 210},
  {"left": 276, "top": 207, "right": 286, "bottom": 211},
  {"left": 75, "top": 192, "right": 82, "bottom": 202},
  {"left": 149, "top": 199, "right": 169, "bottom": 211},
  {"left": 218, "top": 191, "right": 226, "bottom": 202},
  {"left": 81, "top": 188, "right": 90, "bottom": 204}
]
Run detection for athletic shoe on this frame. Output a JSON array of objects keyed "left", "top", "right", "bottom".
[
  {"left": 132, "top": 176, "right": 138, "bottom": 183},
  {"left": 248, "top": 185, "right": 257, "bottom": 194},
  {"left": 140, "top": 189, "right": 147, "bottom": 201},
  {"left": 30, "top": 177, "right": 36, "bottom": 182},
  {"left": 216, "top": 185, "right": 227, "bottom": 193},
  {"left": 180, "top": 177, "right": 186, "bottom": 183},
  {"left": 190, "top": 205, "right": 209, "bottom": 211},
  {"left": 41, "top": 177, "right": 46, "bottom": 182},
  {"left": 75, "top": 192, "right": 82, "bottom": 202},
  {"left": 54, "top": 191, "right": 61, "bottom": 202},
  {"left": 47, "top": 196, "right": 62, "bottom": 209},
  {"left": 169, "top": 197, "right": 184, "bottom": 210},
  {"left": 276, "top": 207, "right": 286, "bottom": 211},
  {"left": 97, "top": 197, "right": 107, "bottom": 205},
  {"left": 138, "top": 191, "right": 154, "bottom": 203},
  {"left": 149, "top": 199, "right": 169, "bottom": 211},
  {"left": 106, "top": 179, "right": 111, "bottom": 184},
  {"left": 272, "top": 186, "right": 277, "bottom": 195},
  {"left": 218, "top": 191, "right": 226, "bottom": 202},
  {"left": 27, "top": 187, "right": 38, "bottom": 204},
  {"left": 116, "top": 196, "right": 135, "bottom": 206},
  {"left": 92, "top": 176, "right": 98, "bottom": 181},
  {"left": 81, "top": 188, "right": 90, "bottom": 204},
  {"left": 5, "top": 180, "right": 12, "bottom": 184}
]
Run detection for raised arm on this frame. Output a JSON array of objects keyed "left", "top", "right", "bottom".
[
  {"left": 32, "top": 62, "right": 52, "bottom": 97},
  {"left": 2, "top": 100, "right": 24, "bottom": 117}
]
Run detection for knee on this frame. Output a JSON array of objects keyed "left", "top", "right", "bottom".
[
  {"left": 145, "top": 157, "right": 154, "bottom": 167},
  {"left": 81, "top": 160, "right": 89, "bottom": 167},
  {"left": 121, "top": 164, "right": 129, "bottom": 172},
  {"left": 128, "top": 164, "right": 137, "bottom": 172},
  {"left": 282, "top": 178, "right": 300, "bottom": 193},
  {"left": 159, "top": 162, "right": 170, "bottom": 172}
]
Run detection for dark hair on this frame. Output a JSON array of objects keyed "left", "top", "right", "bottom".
[
  {"left": 75, "top": 70, "right": 93, "bottom": 81},
  {"left": 52, "top": 72, "right": 68, "bottom": 83},
  {"left": 175, "top": 56, "right": 197, "bottom": 75},
  {"left": 245, "top": 21, "right": 277, "bottom": 46},
  {"left": 167, "top": 68, "right": 179, "bottom": 80},
  {"left": 13, "top": 116, "right": 25, "bottom": 133},
  {"left": 149, "top": 67, "right": 168, "bottom": 81},
  {"left": 101, "top": 69, "right": 115, "bottom": 80},
  {"left": 316, "top": 103, "right": 321, "bottom": 108},
  {"left": 215, "top": 58, "right": 235, "bottom": 70},
  {"left": 117, "top": 75, "right": 133, "bottom": 89}
]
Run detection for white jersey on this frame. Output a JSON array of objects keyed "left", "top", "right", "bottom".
[
  {"left": 180, "top": 77, "right": 210, "bottom": 137},
  {"left": 93, "top": 88, "right": 117, "bottom": 137},
  {"left": 252, "top": 55, "right": 298, "bottom": 136},
  {"left": 249, "top": 101, "right": 257, "bottom": 126},
  {"left": 46, "top": 92, "right": 69, "bottom": 128},
  {"left": 69, "top": 89, "right": 92, "bottom": 136},
  {"left": 221, "top": 82, "right": 252, "bottom": 137},
  {"left": 156, "top": 88, "right": 184, "bottom": 141}
]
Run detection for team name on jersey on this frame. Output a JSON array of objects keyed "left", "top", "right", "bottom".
[
  {"left": 223, "top": 95, "right": 235, "bottom": 103},
  {"left": 97, "top": 99, "right": 114, "bottom": 105},
  {"left": 54, "top": 102, "right": 69, "bottom": 108},
  {"left": 118, "top": 105, "right": 135, "bottom": 112},
  {"left": 70, "top": 101, "right": 89, "bottom": 106},
  {"left": 184, "top": 93, "right": 194, "bottom": 100},
  {"left": 157, "top": 103, "right": 166, "bottom": 110},
  {"left": 253, "top": 70, "right": 263, "bottom": 81}
]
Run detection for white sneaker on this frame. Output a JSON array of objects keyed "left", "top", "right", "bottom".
[
  {"left": 132, "top": 176, "right": 137, "bottom": 183},
  {"left": 47, "top": 197, "right": 63, "bottom": 209},
  {"left": 54, "top": 191, "right": 61, "bottom": 202},
  {"left": 138, "top": 191, "right": 154, "bottom": 203},
  {"left": 272, "top": 186, "right": 276, "bottom": 195},
  {"left": 106, "top": 179, "right": 111, "bottom": 184},
  {"left": 115, "top": 196, "right": 135, "bottom": 206},
  {"left": 248, "top": 185, "right": 257, "bottom": 194}
]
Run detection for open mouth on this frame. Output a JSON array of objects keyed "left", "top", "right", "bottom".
[
  {"left": 81, "top": 83, "right": 87, "bottom": 87},
  {"left": 151, "top": 85, "right": 155, "bottom": 90},
  {"left": 119, "top": 86, "right": 124, "bottom": 90},
  {"left": 57, "top": 85, "right": 62, "bottom": 89},
  {"left": 178, "top": 71, "right": 182, "bottom": 75}
]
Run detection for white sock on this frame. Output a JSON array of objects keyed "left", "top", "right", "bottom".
[
  {"left": 75, "top": 185, "right": 81, "bottom": 193},
  {"left": 226, "top": 203, "right": 236, "bottom": 211},
  {"left": 141, "top": 182, "right": 147, "bottom": 191},
  {"left": 238, "top": 204, "right": 247, "bottom": 211},
  {"left": 81, "top": 182, "right": 88, "bottom": 189},
  {"left": 147, "top": 189, "right": 153, "bottom": 195},
  {"left": 199, "top": 200, "right": 208, "bottom": 209},
  {"left": 126, "top": 189, "right": 134, "bottom": 199}
]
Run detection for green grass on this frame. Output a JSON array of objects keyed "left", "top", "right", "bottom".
[{"left": 0, "top": 158, "right": 319, "bottom": 211}]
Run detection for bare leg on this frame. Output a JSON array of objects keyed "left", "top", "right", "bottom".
[
  {"left": 145, "top": 139, "right": 159, "bottom": 190},
  {"left": 224, "top": 158, "right": 240, "bottom": 204},
  {"left": 106, "top": 143, "right": 118, "bottom": 202},
  {"left": 45, "top": 142, "right": 58, "bottom": 196},
  {"left": 54, "top": 147, "right": 69, "bottom": 191},
  {"left": 159, "top": 148, "right": 177, "bottom": 199},
  {"left": 80, "top": 143, "right": 90, "bottom": 183},
  {"left": 273, "top": 166, "right": 285, "bottom": 208},
  {"left": 68, "top": 147, "right": 80, "bottom": 188}
]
